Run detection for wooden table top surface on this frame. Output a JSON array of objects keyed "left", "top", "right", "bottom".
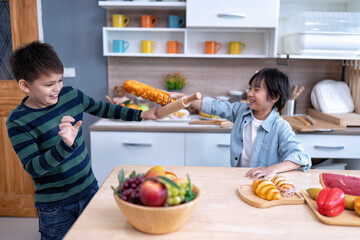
[{"left": 64, "top": 166, "right": 360, "bottom": 240}]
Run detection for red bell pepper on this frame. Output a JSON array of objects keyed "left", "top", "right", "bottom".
[{"left": 316, "top": 187, "right": 345, "bottom": 217}]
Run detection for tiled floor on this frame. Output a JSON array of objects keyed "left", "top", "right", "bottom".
[{"left": 0, "top": 217, "right": 40, "bottom": 240}]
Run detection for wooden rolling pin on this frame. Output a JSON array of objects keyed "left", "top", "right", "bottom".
[
  {"left": 294, "top": 115, "right": 317, "bottom": 126},
  {"left": 157, "top": 92, "right": 201, "bottom": 118},
  {"left": 294, "top": 116, "right": 311, "bottom": 126},
  {"left": 305, "top": 115, "right": 317, "bottom": 126}
]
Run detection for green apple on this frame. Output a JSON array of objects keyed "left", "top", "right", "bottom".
[{"left": 139, "top": 104, "right": 150, "bottom": 111}]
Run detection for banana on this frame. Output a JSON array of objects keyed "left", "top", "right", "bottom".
[{"left": 306, "top": 188, "right": 357, "bottom": 210}]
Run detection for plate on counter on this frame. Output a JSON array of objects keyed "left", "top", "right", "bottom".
[
  {"left": 156, "top": 118, "right": 191, "bottom": 122},
  {"left": 300, "top": 190, "right": 360, "bottom": 226},
  {"left": 238, "top": 185, "right": 304, "bottom": 208}
]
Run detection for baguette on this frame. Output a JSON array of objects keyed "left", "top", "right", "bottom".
[
  {"left": 253, "top": 180, "right": 281, "bottom": 201},
  {"left": 123, "top": 80, "right": 174, "bottom": 106},
  {"left": 271, "top": 176, "right": 296, "bottom": 197}
]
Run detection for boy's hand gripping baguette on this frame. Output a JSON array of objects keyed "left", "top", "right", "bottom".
[
  {"left": 123, "top": 80, "right": 201, "bottom": 118},
  {"left": 156, "top": 92, "right": 201, "bottom": 118},
  {"left": 123, "top": 80, "right": 174, "bottom": 106}
]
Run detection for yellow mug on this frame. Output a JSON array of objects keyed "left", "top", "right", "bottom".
[
  {"left": 141, "top": 40, "right": 157, "bottom": 53},
  {"left": 113, "top": 14, "right": 130, "bottom": 28},
  {"left": 229, "top": 41, "right": 245, "bottom": 54}
]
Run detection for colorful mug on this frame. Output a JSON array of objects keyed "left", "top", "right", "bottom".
[
  {"left": 112, "top": 14, "right": 130, "bottom": 28},
  {"left": 113, "top": 40, "right": 129, "bottom": 53},
  {"left": 168, "top": 15, "right": 185, "bottom": 28},
  {"left": 205, "top": 41, "right": 222, "bottom": 54},
  {"left": 141, "top": 15, "right": 158, "bottom": 28},
  {"left": 229, "top": 41, "right": 246, "bottom": 54},
  {"left": 141, "top": 40, "right": 157, "bottom": 53},
  {"left": 167, "top": 41, "right": 183, "bottom": 54}
]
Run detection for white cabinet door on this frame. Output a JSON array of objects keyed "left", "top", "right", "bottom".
[
  {"left": 187, "top": 0, "right": 279, "bottom": 28},
  {"left": 296, "top": 134, "right": 360, "bottom": 159},
  {"left": 91, "top": 131, "right": 185, "bottom": 185},
  {"left": 185, "top": 133, "right": 231, "bottom": 167}
]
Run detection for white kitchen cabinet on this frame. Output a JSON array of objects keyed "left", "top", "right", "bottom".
[
  {"left": 99, "top": 0, "right": 279, "bottom": 58},
  {"left": 90, "top": 129, "right": 233, "bottom": 185},
  {"left": 91, "top": 131, "right": 185, "bottom": 185},
  {"left": 296, "top": 134, "right": 360, "bottom": 159},
  {"left": 100, "top": 1, "right": 360, "bottom": 59},
  {"left": 185, "top": 133, "right": 231, "bottom": 167},
  {"left": 187, "top": 0, "right": 278, "bottom": 28},
  {"left": 278, "top": 0, "right": 360, "bottom": 60}
]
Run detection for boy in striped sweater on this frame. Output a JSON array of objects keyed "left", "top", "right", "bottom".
[{"left": 7, "top": 41, "right": 158, "bottom": 239}]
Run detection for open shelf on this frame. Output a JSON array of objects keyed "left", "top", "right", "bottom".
[
  {"left": 98, "top": 1, "right": 186, "bottom": 10},
  {"left": 103, "top": 27, "right": 272, "bottom": 57}
]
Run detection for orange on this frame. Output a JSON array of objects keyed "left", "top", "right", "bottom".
[
  {"left": 354, "top": 196, "right": 360, "bottom": 216},
  {"left": 145, "top": 166, "right": 166, "bottom": 179},
  {"left": 126, "top": 104, "right": 138, "bottom": 110},
  {"left": 165, "top": 171, "right": 177, "bottom": 180}
]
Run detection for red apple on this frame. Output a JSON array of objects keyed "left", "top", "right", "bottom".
[{"left": 139, "top": 179, "right": 167, "bottom": 207}]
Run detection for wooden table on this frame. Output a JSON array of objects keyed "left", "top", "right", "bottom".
[{"left": 64, "top": 166, "right": 360, "bottom": 239}]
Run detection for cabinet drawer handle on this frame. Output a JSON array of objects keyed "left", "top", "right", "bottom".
[
  {"left": 217, "top": 143, "right": 230, "bottom": 148},
  {"left": 314, "top": 145, "right": 344, "bottom": 150},
  {"left": 217, "top": 13, "right": 246, "bottom": 18},
  {"left": 123, "top": 142, "right": 152, "bottom": 147}
]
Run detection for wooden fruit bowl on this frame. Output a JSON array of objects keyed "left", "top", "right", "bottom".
[{"left": 113, "top": 186, "right": 200, "bottom": 234}]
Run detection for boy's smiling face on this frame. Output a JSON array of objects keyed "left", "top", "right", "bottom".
[
  {"left": 19, "top": 73, "right": 63, "bottom": 109},
  {"left": 247, "top": 78, "right": 278, "bottom": 120}
]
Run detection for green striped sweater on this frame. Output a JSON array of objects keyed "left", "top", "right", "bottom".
[{"left": 6, "top": 86, "right": 142, "bottom": 208}]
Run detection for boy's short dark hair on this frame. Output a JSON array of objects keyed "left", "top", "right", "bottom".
[
  {"left": 249, "top": 68, "right": 290, "bottom": 113},
  {"left": 10, "top": 41, "right": 63, "bottom": 83}
]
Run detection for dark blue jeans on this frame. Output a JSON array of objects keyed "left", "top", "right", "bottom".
[{"left": 37, "top": 185, "right": 98, "bottom": 240}]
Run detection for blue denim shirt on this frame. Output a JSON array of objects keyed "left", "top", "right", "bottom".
[{"left": 201, "top": 97, "right": 311, "bottom": 170}]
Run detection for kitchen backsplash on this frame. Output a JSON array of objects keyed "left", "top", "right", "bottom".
[{"left": 108, "top": 57, "right": 342, "bottom": 114}]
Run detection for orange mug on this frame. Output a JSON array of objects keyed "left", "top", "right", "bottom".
[
  {"left": 167, "top": 41, "right": 183, "bottom": 54},
  {"left": 205, "top": 41, "right": 222, "bottom": 54},
  {"left": 141, "top": 15, "right": 157, "bottom": 28}
]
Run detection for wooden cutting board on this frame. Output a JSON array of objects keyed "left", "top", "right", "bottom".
[
  {"left": 189, "top": 120, "right": 233, "bottom": 128},
  {"left": 237, "top": 185, "right": 304, "bottom": 208},
  {"left": 308, "top": 108, "right": 360, "bottom": 126},
  {"left": 282, "top": 115, "right": 346, "bottom": 132},
  {"left": 300, "top": 190, "right": 360, "bottom": 227}
]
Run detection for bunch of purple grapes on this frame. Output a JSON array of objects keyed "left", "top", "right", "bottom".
[{"left": 120, "top": 174, "right": 145, "bottom": 204}]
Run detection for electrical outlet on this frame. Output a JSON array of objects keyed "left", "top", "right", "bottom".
[{"left": 63, "top": 68, "right": 76, "bottom": 78}]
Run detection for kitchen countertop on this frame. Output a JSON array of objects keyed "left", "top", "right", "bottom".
[
  {"left": 90, "top": 115, "right": 232, "bottom": 133},
  {"left": 90, "top": 115, "right": 360, "bottom": 135},
  {"left": 64, "top": 165, "right": 360, "bottom": 239}
]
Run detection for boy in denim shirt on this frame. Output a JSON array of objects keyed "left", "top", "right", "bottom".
[{"left": 191, "top": 68, "right": 311, "bottom": 179}]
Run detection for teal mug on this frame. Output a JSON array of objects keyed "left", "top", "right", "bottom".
[
  {"left": 168, "top": 15, "right": 185, "bottom": 28},
  {"left": 113, "top": 40, "right": 129, "bottom": 53}
]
